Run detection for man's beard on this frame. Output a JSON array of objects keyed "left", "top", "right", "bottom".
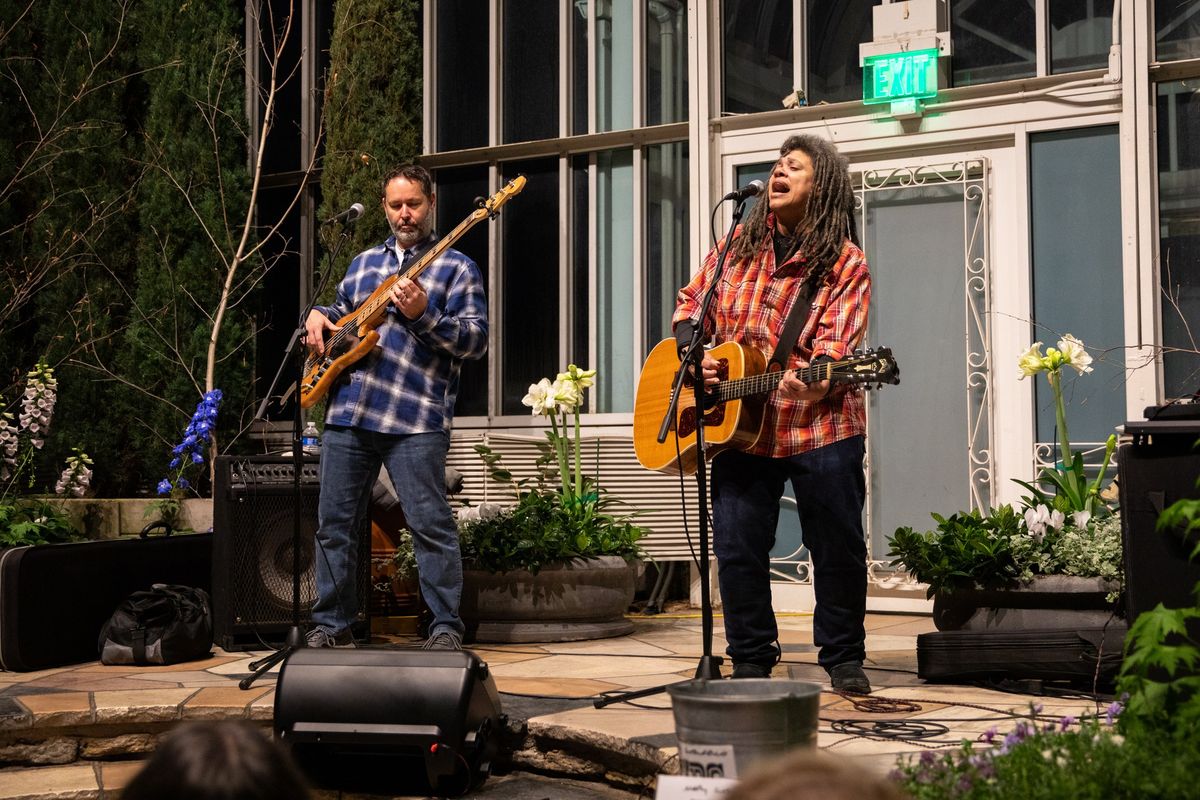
[{"left": 390, "top": 219, "right": 431, "bottom": 249}]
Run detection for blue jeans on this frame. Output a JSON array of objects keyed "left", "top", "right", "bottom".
[
  {"left": 313, "top": 426, "right": 464, "bottom": 638},
  {"left": 710, "top": 435, "right": 867, "bottom": 671}
]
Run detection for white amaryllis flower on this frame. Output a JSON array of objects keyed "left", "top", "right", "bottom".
[
  {"left": 521, "top": 378, "right": 556, "bottom": 415},
  {"left": 1056, "top": 334, "right": 1093, "bottom": 375},
  {"left": 557, "top": 364, "right": 597, "bottom": 390},
  {"left": 550, "top": 378, "right": 581, "bottom": 412},
  {"left": 1017, "top": 342, "right": 1045, "bottom": 379}
]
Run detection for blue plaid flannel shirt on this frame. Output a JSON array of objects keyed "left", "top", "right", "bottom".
[{"left": 316, "top": 234, "right": 488, "bottom": 434}]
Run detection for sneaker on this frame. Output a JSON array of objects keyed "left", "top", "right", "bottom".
[
  {"left": 829, "top": 662, "right": 871, "bottom": 694},
  {"left": 731, "top": 662, "right": 771, "bottom": 679},
  {"left": 305, "top": 627, "right": 356, "bottom": 648},
  {"left": 422, "top": 630, "right": 463, "bottom": 651}
]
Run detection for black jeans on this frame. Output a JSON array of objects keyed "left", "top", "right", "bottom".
[{"left": 710, "top": 435, "right": 867, "bottom": 671}]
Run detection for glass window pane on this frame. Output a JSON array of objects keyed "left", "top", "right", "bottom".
[
  {"left": 951, "top": 0, "right": 1036, "bottom": 87},
  {"left": 645, "top": 142, "right": 689, "bottom": 353},
  {"left": 597, "top": 149, "right": 635, "bottom": 411},
  {"left": 1156, "top": 0, "right": 1200, "bottom": 62},
  {"left": 735, "top": 161, "right": 773, "bottom": 220},
  {"left": 434, "top": 166, "right": 491, "bottom": 418},
  {"left": 503, "top": 0, "right": 558, "bottom": 143},
  {"left": 596, "top": 0, "right": 633, "bottom": 132},
  {"left": 1029, "top": 128, "right": 1125, "bottom": 447},
  {"left": 1156, "top": 81, "right": 1200, "bottom": 398},
  {"left": 808, "top": 0, "right": 873, "bottom": 105},
  {"left": 572, "top": 2, "right": 588, "bottom": 135},
  {"left": 645, "top": 0, "right": 688, "bottom": 125},
  {"left": 501, "top": 158, "right": 559, "bottom": 414},
  {"left": 721, "top": 0, "right": 793, "bottom": 114},
  {"left": 260, "top": 0, "right": 302, "bottom": 174},
  {"left": 437, "top": 0, "right": 489, "bottom": 151},
  {"left": 1050, "top": 0, "right": 1114, "bottom": 74}
]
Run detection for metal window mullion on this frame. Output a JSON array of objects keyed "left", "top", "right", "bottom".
[
  {"left": 796, "top": 0, "right": 808, "bottom": 102},
  {"left": 491, "top": 0, "right": 501, "bottom": 148},
  {"left": 632, "top": 147, "right": 645, "bottom": 369},
  {"left": 633, "top": 0, "right": 644, "bottom": 129},
  {"left": 587, "top": 154, "right": 599, "bottom": 412},
  {"left": 423, "top": 1, "right": 434, "bottom": 154},
  {"left": 588, "top": 0, "right": 597, "bottom": 135},
  {"left": 489, "top": 162, "right": 502, "bottom": 418},
  {"left": 1036, "top": 0, "right": 1048, "bottom": 76},
  {"left": 560, "top": 158, "right": 571, "bottom": 373}
]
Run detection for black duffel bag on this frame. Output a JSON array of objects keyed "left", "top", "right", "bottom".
[{"left": 98, "top": 583, "right": 213, "bottom": 665}]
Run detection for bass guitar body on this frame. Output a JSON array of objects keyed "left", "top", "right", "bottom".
[{"left": 632, "top": 339, "right": 766, "bottom": 475}]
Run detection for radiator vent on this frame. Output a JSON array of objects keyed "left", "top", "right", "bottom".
[{"left": 448, "top": 432, "right": 702, "bottom": 560}]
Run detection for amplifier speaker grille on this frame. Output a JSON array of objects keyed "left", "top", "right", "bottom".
[{"left": 212, "top": 455, "right": 369, "bottom": 651}]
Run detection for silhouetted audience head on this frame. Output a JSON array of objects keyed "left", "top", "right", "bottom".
[
  {"left": 121, "top": 720, "right": 311, "bottom": 800},
  {"left": 725, "top": 749, "right": 910, "bottom": 800}
]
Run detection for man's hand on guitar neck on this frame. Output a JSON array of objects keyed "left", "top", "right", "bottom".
[
  {"left": 778, "top": 364, "right": 830, "bottom": 402},
  {"left": 390, "top": 277, "right": 428, "bottom": 320},
  {"left": 304, "top": 309, "right": 341, "bottom": 356}
]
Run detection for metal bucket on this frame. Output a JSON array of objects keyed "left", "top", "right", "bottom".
[{"left": 666, "top": 679, "right": 821, "bottom": 778}]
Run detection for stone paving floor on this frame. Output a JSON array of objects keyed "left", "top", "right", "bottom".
[{"left": 0, "top": 611, "right": 1119, "bottom": 799}]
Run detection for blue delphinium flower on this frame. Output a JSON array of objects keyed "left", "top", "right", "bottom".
[{"left": 157, "top": 390, "right": 223, "bottom": 495}]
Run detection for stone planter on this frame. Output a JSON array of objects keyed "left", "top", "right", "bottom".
[
  {"left": 932, "top": 575, "right": 1122, "bottom": 632},
  {"left": 460, "top": 555, "right": 636, "bottom": 643}
]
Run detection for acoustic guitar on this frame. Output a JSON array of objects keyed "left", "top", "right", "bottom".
[
  {"left": 299, "top": 175, "right": 527, "bottom": 409},
  {"left": 632, "top": 338, "right": 899, "bottom": 475}
]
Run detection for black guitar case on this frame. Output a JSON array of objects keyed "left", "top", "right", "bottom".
[
  {"left": 917, "top": 624, "right": 1127, "bottom": 689},
  {"left": 0, "top": 531, "right": 212, "bottom": 672}
]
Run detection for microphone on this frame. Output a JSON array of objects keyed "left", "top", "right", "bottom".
[
  {"left": 322, "top": 202, "right": 364, "bottom": 226},
  {"left": 722, "top": 180, "right": 764, "bottom": 202}
]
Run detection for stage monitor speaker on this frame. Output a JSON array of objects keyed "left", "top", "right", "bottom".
[
  {"left": 274, "top": 648, "right": 502, "bottom": 796},
  {"left": 1118, "top": 421, "right": 1200, "bottom": 624},
  {"left": 211, "top": 455, "right": 369, "bottom": 651}
]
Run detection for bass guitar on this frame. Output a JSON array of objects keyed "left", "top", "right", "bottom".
[
  {"left": 300, "top": 176, "right": 526, "bottom": 409},
  {"left": 632, "top": 338, "right": 899, "bottom": 475}
]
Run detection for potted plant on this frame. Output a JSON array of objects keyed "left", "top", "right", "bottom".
[
  {"left": 395, "top": 365, "right": 647, "bottom": 643},
  {"left": 888, "top": 335, "right": 1123, "bottom": 631}
]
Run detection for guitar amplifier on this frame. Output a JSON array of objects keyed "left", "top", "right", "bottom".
[{"left": 212, "top": 455, "right": 369, "bottom": 651}]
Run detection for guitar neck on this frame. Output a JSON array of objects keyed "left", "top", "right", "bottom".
[
  {"left": 352, "top": 211, "right": 487, "bottom": 324},
  {"left": 714, "top": 362, "right": 832, "bottom": 402}
]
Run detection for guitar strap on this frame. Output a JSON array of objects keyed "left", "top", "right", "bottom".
[{"left": 767, "top": 277, "right": 819, "bottom": 373}]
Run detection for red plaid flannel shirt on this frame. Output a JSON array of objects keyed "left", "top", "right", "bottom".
[{"left": 672, "top": 221, "right": 871, "bottom": 459}]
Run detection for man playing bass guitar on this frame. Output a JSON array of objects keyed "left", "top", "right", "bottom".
[
  {"left": 673, "top": 135, "right": 872, "bottom": 693},
  {"left": 303, "top": 164, "right": 488, "bottom": 651}
]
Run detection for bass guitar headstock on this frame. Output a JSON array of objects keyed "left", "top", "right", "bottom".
[{"left": 473, "top": 175, "right": 527, "bottom": 221}]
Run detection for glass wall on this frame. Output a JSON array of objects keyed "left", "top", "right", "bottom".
[
  {"left": 951, "top": 0, "right": 1036, "bottom": 86},
  {"left": 503, "top": 0, "right": 558, "bottom": 143},
  {"left": 1029, "top": 127, "right": 1125, "bottom": 450},
  {"left": 721, "top": 0, "right": 793, "bottom": 113},
  {"left": 1049, "top": 0, "right": 1114, "bottom": 74},
  {"left": 807, "top": 0, "right": 873, "bottom": 104},
  {"left": 436, "top": 1, "right": 488, "bottom": 151},
  {"left": 1156, "top": 0, "right": 1200, "bottom": 62},
  {"left": 1157, "top": 82, "right": 1200, "bottom": 399}
]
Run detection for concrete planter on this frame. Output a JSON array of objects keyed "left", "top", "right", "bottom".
[
  {"left": 56, "top": 497, "right": 213, "bottom": 539},
  {"left": 932, "top": 575, "right": 1121, "bottom": 632},
  {"left": 460, "top": 555, "right": 637, "bottom": 643}
]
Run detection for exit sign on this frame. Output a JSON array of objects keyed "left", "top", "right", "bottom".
[{"left": 862, "top": 48, "right": 939, "bottom": 105}]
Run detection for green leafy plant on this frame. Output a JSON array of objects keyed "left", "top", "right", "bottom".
[
  {"left": 892, "top": 462, "right": 1200, "bottom": 799},
  {"left": 393, "top": 365, "right": 646, "bottom": 576},
  {"left": 889, "top": 335, "right": 1123, "bottom": 598}
]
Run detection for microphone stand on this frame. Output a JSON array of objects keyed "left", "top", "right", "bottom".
[
  {"left": 240, "top": 221, "right": 355, "bottom": 690},
  {"left": 594, "top": 193, "right": 753, "bottom": 708}
]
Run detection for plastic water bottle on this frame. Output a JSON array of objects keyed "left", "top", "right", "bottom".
[{"left": 301, "top": 421, "right": 321, "bottom": 455}]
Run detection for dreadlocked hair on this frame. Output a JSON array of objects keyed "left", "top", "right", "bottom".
[{"left": 732, "top": 134, "right": 857, "bottom": 281}]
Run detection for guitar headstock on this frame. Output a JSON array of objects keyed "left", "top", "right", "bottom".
[
  {"left": 832, "top": 347, "right": 900, "bottom": 388},
  {"left": 472, "top": 175, "right": 527, "bottom": 221}
]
